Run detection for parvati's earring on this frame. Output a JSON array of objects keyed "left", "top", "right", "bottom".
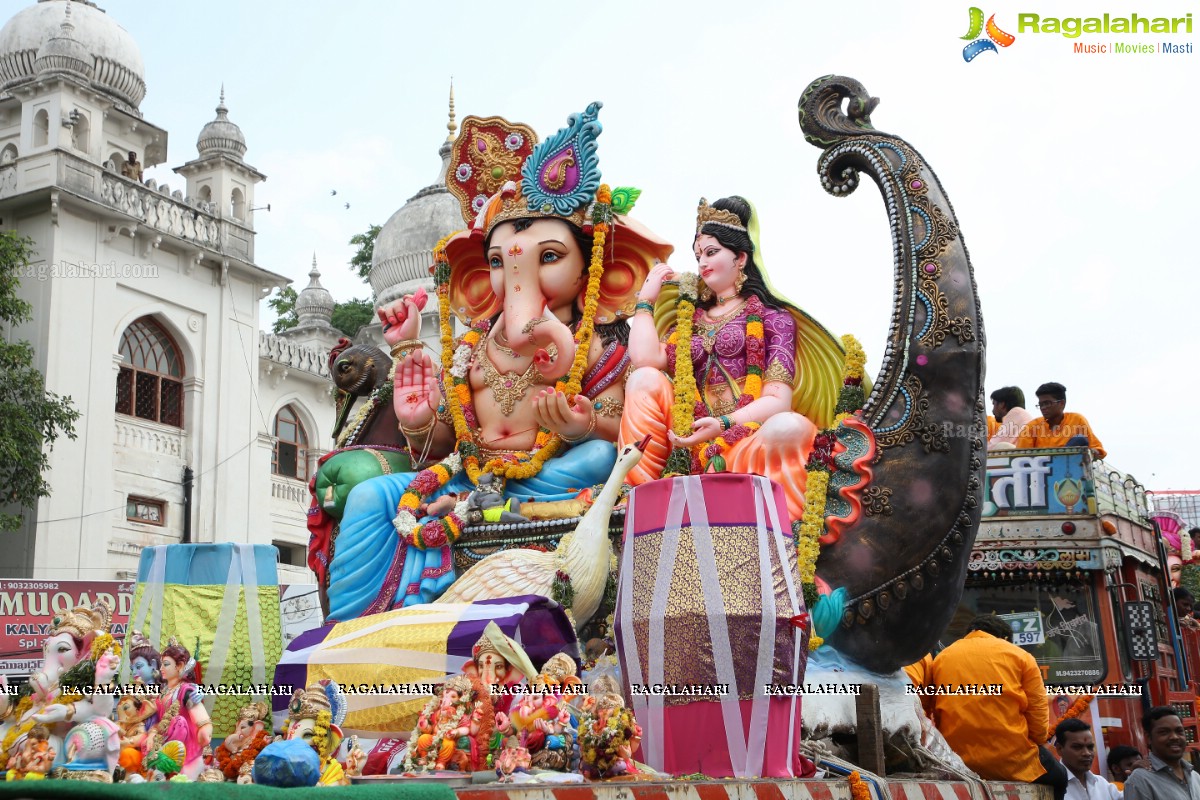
[
  {"left": 699, "top": 280, "right": 713, "bottom": 302},
  {"left": 734, "top": 269, "right": 747, "bottom": 294}
]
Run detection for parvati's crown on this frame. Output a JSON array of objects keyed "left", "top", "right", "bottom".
[{"left": 696, "top": 197, "right": 747, "bottom": 235}]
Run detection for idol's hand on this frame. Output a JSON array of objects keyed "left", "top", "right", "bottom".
[
  {"left": 532, "top": 389, "right": 593, "bottom": 440},
  {"left": 393, "top": 349, "right": 439, "bottom": 431},
  {"left": 377, "top": 288, "right": 428, "bottom": 346},
  {"left": 668, "top": 416, "right": 723, "bottom": 448},
  {"left": 637, "top": 262, "right": 675, "bottom": 304}
]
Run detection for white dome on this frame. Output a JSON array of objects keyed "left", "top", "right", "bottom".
[
  {"left": 196, "top": 88, "right": 246, "bottom": 160},
  {"left": 369, "top": 141, "right": 464, "bottom": 308},
  {"left": 295, "top": 257, "right": 335, "bottom": 329},
  {"left": 34, "top": 3, "right": 92, "bottom": 80},
  {"left": 0, "top": 1, "right": 146, "bottom": 113}
]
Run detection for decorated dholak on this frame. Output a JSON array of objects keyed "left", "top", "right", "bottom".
[
  {"left": 615, "top": 474, "right": 808, "bottom": 778},
  {"left": 124, "top": 544, "right": 283, "bottom": 738}
]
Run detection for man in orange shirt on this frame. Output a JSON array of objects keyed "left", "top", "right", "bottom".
[
  {"left": 1015, "top": 382, "right": 1106, "bottom": 459},
  {"left": 931, "top": 615, "right": 1068, "bottom": 799}
]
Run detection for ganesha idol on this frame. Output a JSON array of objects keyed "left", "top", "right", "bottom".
[
  {"left": 326, "top": 102, "right": 671, "bottom": 621},
  {"left": 0, "top": 601, "right": 120, "bottom": 770}
]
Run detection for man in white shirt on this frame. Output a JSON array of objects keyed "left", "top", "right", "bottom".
[
  {"left": 990, "top": 386, "right": 1037, "bottom": 448},
  {"left": 1056, "top": 718, "right": 1122, "bottom": 800}
]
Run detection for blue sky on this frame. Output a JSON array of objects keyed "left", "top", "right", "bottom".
[{"left": 30, "top": 0, "right": 1200, "bottom": 488}]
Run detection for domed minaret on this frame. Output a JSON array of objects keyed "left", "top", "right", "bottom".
[
  {"left": 33, "top": 2, "right": 93, "bottom": 80},
  {"left": 280, "top": 254, "right": 341, "bottom": 350},
  {"left": 366, "top": 84, "right": 463, "bottom": 352},
  {"left": 174, "top": 87, "right": 266, "bottom": 248}
]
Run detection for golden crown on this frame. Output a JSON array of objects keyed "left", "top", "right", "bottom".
[
  {"left": 540, "top": 653, "right": 577, "bottom": 681},
  {"left": 442, "top": 674, "right": 473, "bottom": 696},
  {"left": 695, "top": 197, "right": 746, "bottom": 234},
  {"left": 472, "top": 632, "right": 502, "bottom": 661},
  {"left": 475, "top": 182, "right": 591, "bottom": 241},
  {"left": 127, "top": 629, "right": 153, "bottom": 653},
  {"left": 49, "top": 600, "right": 110, "bottom": 641},
  {"left": 288, "top": 685, "right": 331, "bottom": 722},
  {"left": 237, "top": 701, "right": 270, "bottom": 724}
]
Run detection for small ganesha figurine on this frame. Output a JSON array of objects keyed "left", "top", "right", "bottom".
[
  {"left": 214, "top": 701, "right": 272, "bottom": 781},
  {"left": 405, "top": 674, "right": 486, "bottom": 772},
  {"left": 579, "top": 685, "right": 641, "bottom": 779},
  {"left": 497, "top": 653, "right": 581, "bottom": 772},
  {"left": 284, "top": 682, "right": 350, "bottom": 786},
  {"left": 4, "top": 724, "right": 56, "bottom": 781}
]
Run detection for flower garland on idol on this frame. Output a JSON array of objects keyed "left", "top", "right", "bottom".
[
  {"left": 661, "top": 284, "right": 767, "bottom": 476},
  {"left": 391, "top": 186, "right": 612, "bottom": 550},
  {"left": 798, "top": 333, "right": 867, "bottom": 649}
]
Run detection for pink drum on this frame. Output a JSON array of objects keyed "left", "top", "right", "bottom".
[{"left": 615, "top": 474, "right": 810, "bottom": 778}]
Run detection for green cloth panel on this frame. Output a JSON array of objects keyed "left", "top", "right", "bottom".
[
  {"left": 125, "top": 584, "right": 283, "bottom": 738},
  {"left": 0, "top": 780, "right": 457, "bottom": 799}
]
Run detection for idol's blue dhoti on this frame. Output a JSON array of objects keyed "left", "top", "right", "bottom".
[{"left": 328, "top": 440, "right": 616, "bottom": 621}]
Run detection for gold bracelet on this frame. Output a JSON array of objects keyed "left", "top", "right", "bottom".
[
  {"left": 400, "top": 414, "right": 437, "bottom": 439},
  {"left": 390, "top": 339, "right": 425, "bottom": 360},
  {"left": 560, "top": 406, "right": 597, "bottom": 443}
]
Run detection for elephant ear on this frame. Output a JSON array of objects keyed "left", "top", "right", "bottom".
[
  {"left": 444, "top": 230, "right": 500, "bottom": 325},
  {"left": 592, "top": 214, "right": 673, "bottom": 324},
  {"left": 650, "top": 286, "right": 868, "bottom": 431}
]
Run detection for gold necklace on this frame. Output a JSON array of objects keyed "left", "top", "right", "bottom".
[
  {"left": 474, "top": 336, "right": 556, "bottom": 416},
  {"left": 694, "top": 299, "right": 747, "bottom": 353}
]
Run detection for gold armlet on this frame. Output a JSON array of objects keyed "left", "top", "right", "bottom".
[{"left": 592, "top": 396, "right": 625, "bottom": 418}]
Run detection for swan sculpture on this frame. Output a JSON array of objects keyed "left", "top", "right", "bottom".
[{"left": 435, "top": 435, "right": 651, "bottom": 627}]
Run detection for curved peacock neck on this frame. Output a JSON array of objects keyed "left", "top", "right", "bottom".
[{"left": 798, "top": 75, "right": 985, "bottom": 672}]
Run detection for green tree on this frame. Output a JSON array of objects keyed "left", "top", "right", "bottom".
[
  {"left": 0, "top": 232, "right": 80, "bottom": 532},
  {"left": 349, "top": 224, "right": 381, "bottom": 283},
  {"left": 268, "top": 285, "right": 298, "bottom": 334},
  {"left": 330, "top": 298, "right": 374, "bottom": 338}
]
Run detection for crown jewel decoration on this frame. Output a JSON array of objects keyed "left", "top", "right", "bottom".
[
  {"left": 446, "top": 116, "right": 538, "bottom": 224},
  {"left": 49, "top": 600, "right": 111, "bottom": 640},
  {"left": 696, "top": 197, "right": 746, "bottom": 234},
  {"left": 521, "top": 102, "right": 603, "bottom": 217}
]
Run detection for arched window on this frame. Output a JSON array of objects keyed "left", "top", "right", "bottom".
[
  {"left": 231, "top": 187, "right": 245, "bottom": 220},
  {"left": 115, "top": 317, "right": 184, "bottom": 427},
  {"left": 33, "top": 109, "right": 49, "bottom": 147},
  {"left": 272, "top": 405, "right": 308, "bottom": 480},
  {"left": 70, "top": 113, "right": 89, "bottom": 153},
  {"left": 198, "top": 185, "right": 212, "bottom": 203},
  {"left": 0, "top": 144, "right": 16, "bottom": 164}
]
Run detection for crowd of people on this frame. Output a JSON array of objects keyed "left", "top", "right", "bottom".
[
  {"left": 987, "top": 382, "right": 1106, "bottom": 459},
  {"left": 907, "top": 616, "right": 1198, "bottom": 800}
]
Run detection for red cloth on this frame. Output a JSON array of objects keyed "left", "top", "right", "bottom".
[{"left": 640, "top": 698, "right": 805, "bottom": 778}]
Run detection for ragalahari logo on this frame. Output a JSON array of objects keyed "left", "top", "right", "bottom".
[{"left": 962, "top": 7, "right": 1016, "bottom": 61}]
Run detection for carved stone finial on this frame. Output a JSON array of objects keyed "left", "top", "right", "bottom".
[{"left": 446, "top": 79, "right": 457, "bottom": 142}]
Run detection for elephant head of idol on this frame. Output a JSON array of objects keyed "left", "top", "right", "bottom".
[{"left": 442, "top": 105, "right": 671, "bottom": 380}]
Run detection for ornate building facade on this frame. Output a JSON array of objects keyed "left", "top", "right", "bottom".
[
  {"left": 0, "top": 0, "right": 460, "bottom": 585},
  {"left": 0, "top": 0, "right": 313, "bottom": 583}
]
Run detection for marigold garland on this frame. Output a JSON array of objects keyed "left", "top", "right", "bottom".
[
  {"left": 848, "top": 771, "right": 872, "bottom": 800},
  {"left": 662, "top": 277, "right": 698, "bottom": 477},
  {"left": 1048, "top": 694, "right": 1094, "bottom": 742},
  {"left": 214, "top": 729, "right": 270, "bottom": 780},
  {"left": 311, "top": 709, "right": 333, "bottom": 760},
  {"left": 394, "top": 188, "right": 613, "bottom": 545},
  {"left": 800, "top": 333, "right": 867, "bottom": 650}
]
